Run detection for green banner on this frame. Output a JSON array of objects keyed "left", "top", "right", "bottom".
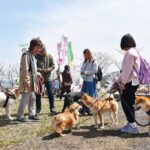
[
  {"left": 19, "top": 43, "right": 28, "bottom": 48},
  {"left": 67, "top": 41, "right": 74, "bottom": 64}
]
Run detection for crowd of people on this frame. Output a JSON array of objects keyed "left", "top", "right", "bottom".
[{"left": 16, "top": 33, "right": 142, "bottom": 134}]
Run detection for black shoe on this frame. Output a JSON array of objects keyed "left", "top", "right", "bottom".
[
  {"left": 36, "top": 110, "right": 41, "bottom": 114},
  {"left": 86, "top": 110, "right": 92, "bottom": 116},
  {"left": 16, "top": 117, "right": 28, "bottom": 122},
  {"left": 50, "top": 110, "right": 58, "bottom": 115},
  {"left": 79, "top": 108, "right": 86, "bottom": 115},
  {"left": 87, "top": 112, "right": 93, "bottom": 116},
  {"left": 29, "top": 115, "right": 40, "bottom": 120},
  {"left": 35, "top": 113, "right": 40, "bottom": 117}
]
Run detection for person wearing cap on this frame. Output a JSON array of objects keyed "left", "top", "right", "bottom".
[{"left": 17, "top": 38, "right": 43, "bottom": 122}]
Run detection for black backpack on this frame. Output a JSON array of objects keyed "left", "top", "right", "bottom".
[
  {"left": 92, "top": 60, "right": 103, "bottom": 81},
  {"left": 95, "top": 66, "right": 102, "bottom": 81}
]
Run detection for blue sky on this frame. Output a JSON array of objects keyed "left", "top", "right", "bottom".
[{"left": 0, "top": 0, "right": 150, "bottom": 70}]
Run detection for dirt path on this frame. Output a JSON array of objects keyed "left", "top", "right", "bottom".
[{"left": 1, "top": 102, "right": 150, "bottom": 150}]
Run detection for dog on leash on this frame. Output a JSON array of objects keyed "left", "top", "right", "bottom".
[
  {"left": 0, "top": 88, "right": 19, "bottom": 120},
  {"left": 81, "top": 93, "right": 118, "bottom": 128},
  {"left": 52, "top": 102, "right": 81, "bottom": 136},
  {"left": 134, "top": 96, "right": 150, "bottom": 136}
]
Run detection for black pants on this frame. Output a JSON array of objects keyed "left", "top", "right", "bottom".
[
  {"left": 120, "top": 82, "right": 139, "bottom": 123},
  {"left": 36, "top": 94, "right": 41, "bottom": 113}
]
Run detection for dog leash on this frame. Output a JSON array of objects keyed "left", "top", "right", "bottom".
[
  {"left": 114, "top": 82, "right": 150, "bottom": 127},
  {"left": 78, "top": 91, "right": 114, "bottom": 125},
  {"left": 89, "top": 92, "right": 112, "bottom": 109},
  {"left": 120, "top": 95, "right": 150, "bottom": 127}
]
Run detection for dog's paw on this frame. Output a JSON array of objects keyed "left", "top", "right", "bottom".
[
  {"left": 100, "top": 125, "right": 104, "bottom": 129},
  {"left": 60, "top": 134, "right": 65, "bottom": 137},
  {"left": 111, "top": 121, "right": 118, "bottom": 126},
  {"left": 115, "top": 122, "right": 118, "bottom": 125},
  {"left": 111, "top": 122, "right": 115, "bottom": 126}
]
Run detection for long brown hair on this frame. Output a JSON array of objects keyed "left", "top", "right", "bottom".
[{"left": 83, "top": 49, "right": 93, "bottom": 62}]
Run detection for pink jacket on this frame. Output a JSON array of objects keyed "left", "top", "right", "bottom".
[{"left": 116, "top": 48, "right": 140, "bottom": 84}]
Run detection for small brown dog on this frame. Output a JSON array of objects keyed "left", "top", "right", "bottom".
[
  {"left": 81, "top": 93, "right": 118, "bottom": 128},
  {"left": 134, "top": 96, "right": 150, "bottom": 136},
  {"left": 51, "top": 102, "right": 81, "bottom": 136}
]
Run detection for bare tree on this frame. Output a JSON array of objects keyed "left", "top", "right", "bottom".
[
  {"left": 13, "top": 62, "right": 20, "bottom": 78},
  {"left": 94, "top": 51, "right": 121, "bottom": 74},
  {"left": 0, "top": 63, "right": 5, "bottom": 83},
  {"left": 5, "top": 63, "right": 19, "bottom": 87}
]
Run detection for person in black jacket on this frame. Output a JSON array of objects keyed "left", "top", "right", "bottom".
[{"left": 60, "top": 65, "right": 73, "bottom": 96}]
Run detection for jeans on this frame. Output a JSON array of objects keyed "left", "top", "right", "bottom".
[
  {"left": 93, "top": 78, "right": 97, "bottom": 98},
  {"left": 36, "top": 80, "right": 55, "bottom": 113},
  {"left": 81, "top": 80, "right": 95, "bottom": 114}
]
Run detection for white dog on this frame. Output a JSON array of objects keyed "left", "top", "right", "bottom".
[{"left": 0, "top": 88, "right": 19, "bottom": 120}]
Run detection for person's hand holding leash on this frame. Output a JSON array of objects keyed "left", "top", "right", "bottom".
[{"left": 119, "top": 83, "right": 125, "bottom": 91}]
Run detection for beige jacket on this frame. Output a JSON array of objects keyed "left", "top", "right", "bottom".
[{"left": 18, "top": 51, "right": 38, "bottom": 93}]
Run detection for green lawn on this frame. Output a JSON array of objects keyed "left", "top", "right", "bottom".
[{"left": 0, "top": 97, "right": 92, "bottom": 148}]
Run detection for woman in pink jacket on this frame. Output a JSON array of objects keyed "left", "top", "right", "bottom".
[{"left": 115, "top": 34, "right": 140, "bottom": 134}]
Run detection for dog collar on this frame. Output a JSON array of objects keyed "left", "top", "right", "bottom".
[
  {"left": 4, "top": 91, "right": 16, "bottom": 99},
  {"left": 2, "top": 91, "right": 16, "bottom": 108}
]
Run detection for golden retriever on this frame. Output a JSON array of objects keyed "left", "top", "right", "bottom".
[
  {"left": 81, "top": 93, "right": 118, "bottom": 128},
  {"left": 51, "top": 102, "right": 81, "bottom": 136},
  {"left": 134, "top": 96, "right": 150, "bottom": 136}
]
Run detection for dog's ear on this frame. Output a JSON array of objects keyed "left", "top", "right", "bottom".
[
  {"left": 68, "top": 105, "right": 76, "bottom": 112},
  {"left": 69, "top": 103, "right": 79, "bottom": 112},
  {"left": 83, "top": 93, "right": 89, "bottom": 99},
  {"left": 135, "top": 96, "right": 140, "bottom": 101},
  {"left": 105, "top": 96, "right": 113, "bottom": 101}
]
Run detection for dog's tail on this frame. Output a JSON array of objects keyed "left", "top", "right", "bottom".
[{"left": 52, "top": 115, "right": 65, "bottom": 128}]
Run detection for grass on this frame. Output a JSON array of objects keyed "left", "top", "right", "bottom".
[
  {"left": 0, "top": 97, "right": 93, "bottom": 148},
  {"left": 0, "top": 97, "right": 56, "bottom": 147}
]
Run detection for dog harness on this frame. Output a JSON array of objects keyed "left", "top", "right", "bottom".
[
  {"left": 89, "top": 99, "right": 98, "bottom": 109},
  {"left": 3, "top": 91, "right": 16, "bottom": 107}
]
